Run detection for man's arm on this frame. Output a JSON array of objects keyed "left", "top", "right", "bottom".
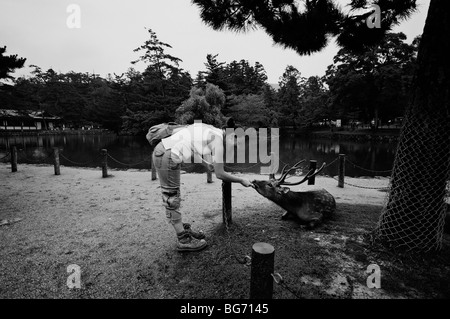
[{"left": 211, "top": 139, "right": 253, "bottom": 187}]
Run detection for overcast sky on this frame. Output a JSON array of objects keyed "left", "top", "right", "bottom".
[{"left": 0, "top": 0, "right": 430, "bottom": 84}]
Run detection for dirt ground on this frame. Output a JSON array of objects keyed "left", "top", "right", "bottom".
[{"left": 1, "top": 163, "right": 449, "bottom": 299}]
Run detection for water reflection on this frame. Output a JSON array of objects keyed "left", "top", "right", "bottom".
[{"left": 0, "top": 134, "right": 397, "bottom": 177}]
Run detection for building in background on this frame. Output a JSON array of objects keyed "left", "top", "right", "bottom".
[{"left": 0, "top": 109, "right": 63, "bottom": 132}]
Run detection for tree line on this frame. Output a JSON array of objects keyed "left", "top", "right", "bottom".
[{"left": 0, "top": 29, "right": 418, "bottom": 135}]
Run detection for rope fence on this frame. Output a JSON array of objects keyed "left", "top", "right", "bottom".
[
  {"left": 18, "top": 149, "right": 54, "bottom": 163},
  {"left": 346, "top": 158, "right": 393, "bottom": 174},
  {"left": 59, "top": 153, "right": 100, "bottom": 166},
  {"left": 2, "top": 146, "right": 392, "bottom": 191},
  {"left": 224, "top": 163, "right": 261, "bottom": 171},
  {"left": 0, "top": 152, "right": 10, "bottom": 161},
  {"left": 271, "top": 272, "right": 304, "bottom": 299},
  {"left": 106, "top": 153, "right": 152, "bottom": 167},
  {"left": 329, "top": 176, "right": 389, "bottom": 190}
]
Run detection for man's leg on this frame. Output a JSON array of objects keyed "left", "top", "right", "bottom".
[
  {"left": 153, "top": 144, "right": 206, "bottom": 251},
  {"left": 153, "top": 144, "right": 183, "bottom": 231}
]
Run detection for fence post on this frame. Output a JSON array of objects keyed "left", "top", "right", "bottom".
[
  {"left": 222, "top": 181, "right": 232, "bottom": 225},
  {"left": 207, "top": 168, "right": 213, "bottom": 183},
  {"left": 151, "top": 151, "right": 157, "bottom": 181},
  {"left": 101, "top": 149, "right": 108, "bottom": 178},
  {"left": 10, "top": 146, "right": 17, "bottom": 172},
  {"left": 308, "top": 160, "right": 317, "bottom": 185},
  {"left": 53, "top": 147, "right": 60, "bottom": 175},
  {"left": 269, "top": 152, "right": 276, "bottom": 180},
  {"left": 338, "top": 154, "right": 345, "bottom": 188},
  {"left": 250, "top": 242, "right": 275, "bottom": 299}
]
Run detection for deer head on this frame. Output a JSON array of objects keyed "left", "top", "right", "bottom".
[
  {"left": 252, "top": 160, "right": 326, "bottom": 200},
  {"left": 252, "top": 160, "right": 334, "bottom": 228},
  {"left": 253, "top": 160, "right": 336, "bottom": 228}
]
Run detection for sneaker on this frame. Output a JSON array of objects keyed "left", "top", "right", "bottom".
[
  {"left": 183, "top": 223, "right": 205, "bottom": 240},
  {"left": 177, "top": 231, "right": 207, "bottom": 252}
]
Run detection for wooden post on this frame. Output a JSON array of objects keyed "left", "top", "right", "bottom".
[
  {"left": 338, "top": 154, "right": 345, "bottom": 188},
  {"left": 308, "top": 160, "right": 317, "bottom": 185},
  {"left": 207, "top": 168, "right": 213, "bottom": 183},
  {"left": 53, "top": 147, "right": 60, "bottom": 175},
  {"left": 10, "top": 146, "right": 17, "bottom": 172},
  {"left": 151, "top": 151, "right": 157, "bottom": 181},
  {"left": 222, "top": 181, "right": 232, "bottom": 225},
  {"left": 250, "top": 242, "right": 275, "bottom": 299},
  {"left": 101, "top": 149, "right": 108, "bottom": 178},
  {"left": 269, "top": 152, "right": 275, "bottom": 180}
]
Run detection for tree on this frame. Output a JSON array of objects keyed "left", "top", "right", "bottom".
[
  {"left": 262, "top": 83, "right": 282, "bottom": 126},
  {"left": 131, "top": 28, "right": 192, "bottom": 114},
  {"left": 375, "top": 1, "right": 450, "bottom": 251},
  {"left": 191, "top": 0, "right": 417, "bottom": 55},
  {"left": 192, "top": 0, "right": 450, "bottom": 251},
  {"left": 87, "top": 76, "right": 124, "bottom": 132},
  {"left": 0, "top": 46, "right": 26, "bottom": 81},
  {"left": 299, "top": 76, "right": 330, "bottom": 128},
  {"left": 193, "top": 71, "right": 207, "bottom": 89},
  {"left": 0, "top": 47, "right": 26, "bottom": 115},
  {"left": 202, "top": 54, "right": 268, "bottom": 96},
  {"left": 14, "top": 67, "right": 127, "bottom": 130},
  {"left": 278, "top": 65, "right": 304, "bottom": 128},
  {"left": 122, "top": 28, "right": 192, "bottom": 134},
  {"left": 21, "top": 66, "right": 61, "bottom": 129},
  {"left": 121, "top": 109, "right": 167, "bottom": 136},
  {"left": 227, "top": 93, "right": 278, "bottom": 128},
  {"left": 224, "top": 59, "right": 268, "bottom": 95},
  {"left": 203, "top": 53, "right": 227, "bottom": 90},
  {"left": 175, "top": 83, "right": 225, "bottom": 126},
  {"left": 325, "top": 32, "right": 418, "bottom": 128},
  {"left": 132, "top": 28, "right": 183, "bottom": 90}
]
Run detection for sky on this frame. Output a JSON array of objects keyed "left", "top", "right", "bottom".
[{"left": 0, "top": 0, "right": 430, "bottom": 84}]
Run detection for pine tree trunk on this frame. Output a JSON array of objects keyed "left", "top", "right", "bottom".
[{"left": 376, "top": 0, "right": 450, "bottom": 251}]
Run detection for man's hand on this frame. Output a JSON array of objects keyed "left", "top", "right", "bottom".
[{"left": 240, "top": 179, "right": 254, "bottom": 188}]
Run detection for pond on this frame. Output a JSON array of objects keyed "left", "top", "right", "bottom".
[{"left": 0, "top": 133, "right": 397, "bottom": 177}]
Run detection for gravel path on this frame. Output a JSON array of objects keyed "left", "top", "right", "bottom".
[{"left": 0, "top": 163, "right": 388, "bottom": 298}]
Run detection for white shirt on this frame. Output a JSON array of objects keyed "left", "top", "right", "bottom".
[{"left": 161, "top": 123, "right": 223, "bottom": 164}]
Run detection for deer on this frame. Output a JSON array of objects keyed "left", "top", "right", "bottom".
[{"left": 252, "top": 160, "right": 336, "bottom": 229}]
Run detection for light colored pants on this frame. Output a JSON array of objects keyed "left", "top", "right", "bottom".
[{"left": 152, "top": 142, "right": 182, "bottom": 225}]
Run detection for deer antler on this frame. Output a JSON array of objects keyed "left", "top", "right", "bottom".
[
  {"left": 279, "top": 162, "right": 326, "bottom": 186},
  {"left": 276, "top": 159, "right": 306, "bottom": 185}
]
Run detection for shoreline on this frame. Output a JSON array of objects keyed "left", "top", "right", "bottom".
[
  {"left": 306, "top": 129, "right": 401, "bottom": 143},
  {"left": 1, "top": 128, "right": 401, "bottom": 142},
  {"left": 0, "top": 129, "right": 117, "bottom": 137}
]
